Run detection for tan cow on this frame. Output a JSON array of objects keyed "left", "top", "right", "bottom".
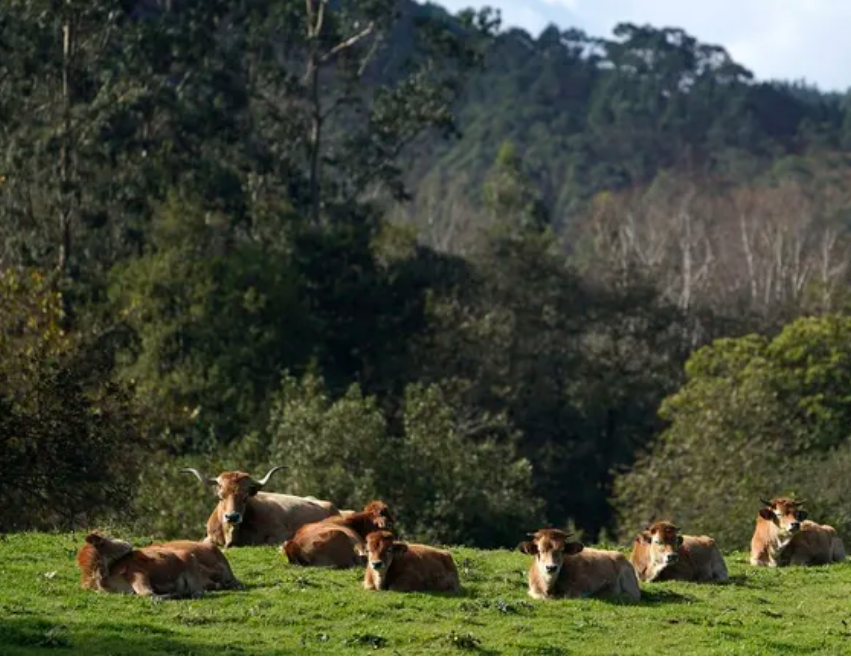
[
  {"left": 630, "top": 521, "right": 728, "bottom": 583},
  {"left": 362, "top": 530, "right": 460, "bottom": 593},
  {"left": 518, "top": 529, "right": 640, "bottom": 601},
  {"left": 77, "top": 533, "right": 239, "bottom": 598},
  {"left": 158, "top": 540, "right": 242, "bottom": 590},
  {"left": 750, "top": 498, "right": 846, "bottom": 567},
  {"left": 182, "top": 466, "right": 339, "bottom": 548},
  {"left": 283, "top": 500, "right": 394, "bottom": 568}
]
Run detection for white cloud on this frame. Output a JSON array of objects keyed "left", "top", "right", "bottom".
[{"left": 434, "top": 0, "right": 851, "bottom": 91}]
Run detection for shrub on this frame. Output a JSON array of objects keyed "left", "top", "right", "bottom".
[
  {"left": 612, "top": 315, "right": 851, "bottom": 549},
  {"left": 0, "top": 269, "right": 144, "bottom": 532},
  {"left": 261, "top": 373, "right": 543, "bottom": 547}
]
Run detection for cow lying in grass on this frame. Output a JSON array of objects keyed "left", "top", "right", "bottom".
[
  {"left": 630, "top": 521, "right": 728, "bottom": 583},
  {"left": 362, "top": 530, "right": 460, "bottom": 593},
  {"left": 182, "top": 466, "right": 339, "bottom": 548},
  {"left": 750, "top": 498, "right": 846, "bottom": 567},
  {"left": 77, "top": 533, "right": 240, "bottom": 598},
  {"left": 519, "top": 529, "right": 640, "bottom": 601},
  {"left": 282, "top": 500, "right": 394, "bottom": 568}
]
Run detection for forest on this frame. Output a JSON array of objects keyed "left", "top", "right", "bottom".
[{"left": 3, "top": 0, "right": 851, "bottom": 549}]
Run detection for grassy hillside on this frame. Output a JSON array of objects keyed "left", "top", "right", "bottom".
[{"left": 2, "top": 534, "right": 851, "bottom": 655}]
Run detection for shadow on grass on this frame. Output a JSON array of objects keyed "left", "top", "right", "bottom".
[
  {"left": 630, "top": 589, "right": 693, "bottom": 606},
  {"left": 0, "top": 616, "right": 232, "bottom": 655},
  {"left": 717, "top": 573, "right": 751, "bottom": 587}
]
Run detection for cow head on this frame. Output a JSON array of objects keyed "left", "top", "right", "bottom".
[
  {"left": 80, "top": 532, "right": 134, "bottom": 588},
  {"left": 363, "top": 500, "right": 395, "bottom": 530},
  {"left": 365, "top": 530, "right": 407, "bottom": 585},
  {"left": 636, "top": 521, "right": 683, "bottom": 571},
  {"left": 759, "top": 497, "right": 807, "bottom": 536},
  {"left": 182, "top": 466, "right": 286, "bottom": 547},
  {"left": 85, "top": 532, "right": 133, "bottom": 563},
  {"left": 518, "top": 529, "right": 584, "bottom": 587}
]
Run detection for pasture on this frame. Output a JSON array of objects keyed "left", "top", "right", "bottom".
[{"left": 2, "top": 533, "right": 851, "bottom": 655}]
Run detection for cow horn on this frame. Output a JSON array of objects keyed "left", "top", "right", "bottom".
[
  {"left": 253, "top": 465, "right": 287, "bottom": 488},
  {"left": 181, "top": 468, "right": 218, "bottom": 485},
  {"left": 760, "top": 498, "right": 773, "bottom": 507}
]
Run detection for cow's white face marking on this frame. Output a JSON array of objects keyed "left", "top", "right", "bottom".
[{"left": 535, "top": 547, "right": 563, "bottom": 586}]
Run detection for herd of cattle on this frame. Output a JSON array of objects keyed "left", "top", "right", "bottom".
[{"left": 76, "top": 468, "right": 847, "bottom": 601}]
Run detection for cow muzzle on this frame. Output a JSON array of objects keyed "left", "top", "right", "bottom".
[
  {"left": 224, "top": 512, "right": 242, "bottom": 524},
  {"left": 371, "top": 560, "right": 384, "bottom": 570},
  {"left": 664, "top": 553, "right": 679, "bottom": 565},
  {"left": 787, "top": 522, "right": 801, "bottom": 533},
  {"left": 545, "top": 564, "right": 560, "bottom": 574}
]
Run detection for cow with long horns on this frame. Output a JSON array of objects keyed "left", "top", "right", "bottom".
[
  {"left": 182, "top": 466, "right": 339, "bottom": 548},
  {"left": 750, "top": 497, "right": 846, "bottom": 567}
]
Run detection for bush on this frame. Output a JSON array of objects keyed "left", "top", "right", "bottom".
[
  {"left": 228, "top": 372, "right": 544, "bottom": 548},
  {"left": 612, "top": 315, "right": 851, "bottom": 549},
  {"left": 0, "top": 269, "right": 145, "bottom": 532},
  {"left": 393, "top": 381, "right": 543, "bottom": 547}
]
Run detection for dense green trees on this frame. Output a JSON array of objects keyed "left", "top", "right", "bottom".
[
  {"left": 413, "top": 21, "right": 851, "bottom": 228},
  {"left": 3, "top": 1, "right": 851, "bottom": 545},
  {"left": 614, "top": 315, "right": 851, "bottom": 548}
]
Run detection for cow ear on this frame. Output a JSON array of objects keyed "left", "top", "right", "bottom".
[
  {"left": 565, "top": 542, "right": 584, "bottom": 555},
  {"left": 392, "top": 542, "right": 408, "bottom": 555},
  {"left": 248, "top": 484, "right": 261, "bottom": 496},
  {"left": 518, "top": 541, "right": 537, "bottom": 555},
  {"left": 798, "top": 510, "right": 808, "bottom": 521},
  {"left": 758, "top": 508, "right": 775, "bottom": 520},
  {"left": 675, "top": 535, "right": 684, "bottom": 548},
  {"left": 85, "top": 533, "right": 104, "bottom": 546}
]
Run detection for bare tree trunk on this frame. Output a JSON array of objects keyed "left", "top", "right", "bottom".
[
  {"left": 305, "top": 0, "right": 325, "bottom": 227},
  {"left": 58, "top": 4, "right": 76, "bottom": 274},
  {"left": 738, "top": 211, "right": 757, "bottom": 304}
]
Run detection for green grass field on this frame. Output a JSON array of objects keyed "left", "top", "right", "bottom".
[{"left": 2, "top": 533, "right": 851, "bottom": 655}]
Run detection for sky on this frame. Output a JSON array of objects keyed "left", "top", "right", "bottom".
[{"left": 434, "top": 0, "right": 850, "bottom": 92}]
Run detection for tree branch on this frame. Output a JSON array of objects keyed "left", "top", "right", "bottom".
[{"left": 320, "top": 23, "right": 375, "bottom": 63}]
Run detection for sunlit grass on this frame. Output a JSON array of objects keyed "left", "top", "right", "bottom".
[{"left": 2, "top": 532, "right": 851, "bottom": 655}]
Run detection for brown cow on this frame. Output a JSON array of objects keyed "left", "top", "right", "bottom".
[
  {"left": 750, "top": 498, "right": 846, "bottom": 567},
  {"left": 158, "top": 540, "right": 242, "bottom": 590},
  {"left": 630, "top": 521, "right": 728, "bottom": 583},
  {"left": 182, "top": 466, "right": 339, "bottom": 548},
  {"left": 518, "top": 529, "right": 640, "bottom": 601},
  {"left": 362, "top": 530, "right": 460, "bottom": 593},
  {"left": 77, "top": 533, "right": 240, "bottom": 598},
  {"left": 283, "top": 500, "right": 394, "bottom": 568}
]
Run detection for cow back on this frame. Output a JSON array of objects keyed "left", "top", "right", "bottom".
[
  {"left": 558, "top": 548, "right": 633, "bottom": 598},
  {"left": 658, "top": 535, "right": 725, "bottom": 581},
  {"left": 785, "top": 521, "right": 840, "bottom": 565},
  {"left": 383, "top": 544, "right": 459, "bottom": 592},
  {"left": 227, "top": 493, "right": 338, "bottom": 546},
  {"left": 284, "top": 524, "right": 365, "bottom": 568}
]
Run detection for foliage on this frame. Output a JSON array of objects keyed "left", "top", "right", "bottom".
[
  {"left": 413, "top": 21, "right": 848, "bottom": 224},
  {"left": 394, "top": 381, "right": 542, "bottom": 546},
  {"left": 0, "top": 269, "right": 144, "bottom": 532},
  {"left": 262, "top": 372, "right": 389, "bottom": 510},
  {"left": 8, "top": 533, "right": 851, "bottom": 654},
  {"left": 108, "top": 197, "right": 311, "bottom": 451},
  {"left": 613, "top": 315, "right": 851, "bottom": 548},
  {"left": 256, "top": 373, "right": 541, "bottom": 548},
  {"left": 3, "top": 0, "right": 851, "bottom": 544}
]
